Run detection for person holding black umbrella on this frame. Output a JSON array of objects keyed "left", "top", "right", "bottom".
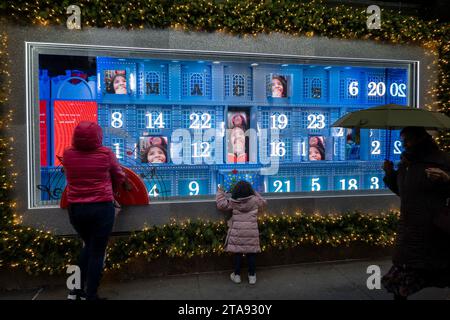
[{"left": 381, "top": 126, "right": 450, "bottom": 300}]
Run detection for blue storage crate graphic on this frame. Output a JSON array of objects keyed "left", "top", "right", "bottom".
[
  {"left": 137, "top": 62, "right": 169, "bottom": 99},
  {"left": 267, "top": 137, "right": 292, "bottom": 162},
  {"left": 127, "top": 165, "right": 171, "bottom": 198},
  {"left": 181, "top": 64, "right": 212, "bottom": 99},
  {"left": 301, "top": 110, "right": 329, "bottom": 134},
  {"left": 190, "top": 137, "right": 216, "bottom": 165},
  {"left": 368, "top": 129, "right": 402, "bottom": 161},
  {"left": 267, "top": 176, "right": 296, "bottom": 193},
  {"left": 391, "top": 131, "right": 403, "bottom": 161},
  {"left": 223, "top": 65, "right": 252, "bottom": 100},
  {"left": 143, "top": 174, "right": 172, "bottom": 198},
  {"left": 247, "top": 74, "right": 253, "bottom": 99},
  {"left": 303, "top": 69, "right": 328, "bottom": 102},
  {"left": 176, "top": 169, "right": 210, "bottom": 196},
  {"left": 178, "top": 178, "right": 209, "bottom": 196},
  {"left": 224, "top": 74, "right": 252, "bottom": 99},
  {"left": 333, "top": 164, "right": 365, "bottom": 191},
  {"left": 301, "top": 176, "right": 328, "bottom": 192},
  {"left": 364, "top": 174, "right": 385, "bottom": 190},
  {"left": 365, "top": 71, "right": 386, "bottom": 104},
  {"left": 110, "top": 107, "right": 126, "bottom": 129},
  {"left": 136, "top": 106, "right": 172, "bottom": 133},
  {"left": 334, "top": 175, "right": 361, "bottom": 191},
  {"left": 258, "top": 109, "right": 292, "bottom": 130},
  {"left": 387, "top": 69, "right": 408, "bottom": 105},
  {"left": 182, "top": 107, "right": 217, "bottom": 129},
  {"left": 111, "top": 137, "right": 125, "bottom": 161},
  {"left": 146, "top": 179, "right": 171, "bottom": 198},
  {"left": 339, "top": 69, "right": 364, "bottom": 104}
]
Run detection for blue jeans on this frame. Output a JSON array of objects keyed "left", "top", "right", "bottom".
[
  {"left": 68, "top": 202, "right": 115, "bottom": 300},
  {"left": 234, "top": 253, "right": 256, "bottom": 276}
]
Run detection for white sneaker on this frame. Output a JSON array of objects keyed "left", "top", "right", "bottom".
[
  {"left": 230, "top": 273, "right": 241, "bottom": 284},
  {"left": 248, "top": 274, "right": 257, "bottom": 285}
]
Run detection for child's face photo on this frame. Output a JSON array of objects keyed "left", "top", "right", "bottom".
[
  {"left": 271, "top": 75, "right": 289, "bottom": 98},
  {"left": 147, "top": 146, "right": 166, "bottom": 163},
  {"left": 113, "top": 75, "right": 127, "bottom": 94},
  {"left": 140, "top": 136, "right": 168, "bottom": 163},
  {"left": 309, "top": 135, "right": 325, "bottom": 161},
  {"left": 309, "top": 146, "right": 323, "bottom": 161}
]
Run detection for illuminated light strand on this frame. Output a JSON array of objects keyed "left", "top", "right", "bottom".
[{"left": 0, "top": 1, "right": 448, "bottom": 272}]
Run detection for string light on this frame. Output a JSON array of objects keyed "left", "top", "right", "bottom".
[{"left": 0, "top": 1, "right": 448, "bottom": 274}]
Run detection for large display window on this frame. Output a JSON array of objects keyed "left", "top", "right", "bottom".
[{"left": 26, "top": 43, "right": 417, "bottom": 208}]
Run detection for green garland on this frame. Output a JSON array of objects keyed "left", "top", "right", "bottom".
[
  {"left": 0, "top": 1, "right": 449, "bottom": 275},
  {"left": 1, "top": 209, "right": 400, "bottom": 275},
  {"left": 106, "top": 212, "right": 399, "bottom": 272},
  {"left": 0, "top": 0, "right": 447, "bottom": 41}
]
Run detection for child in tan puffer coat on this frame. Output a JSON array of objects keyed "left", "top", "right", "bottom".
[{"left": 216, "top": 180, "right": 267, "bottom": 284}]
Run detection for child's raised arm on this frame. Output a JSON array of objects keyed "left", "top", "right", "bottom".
[
  {"left": 254, "top": 191, "right": 267, "bottom": 209},
  {"left": 216, "top": 188, "right": 233, "bottom": 211}
]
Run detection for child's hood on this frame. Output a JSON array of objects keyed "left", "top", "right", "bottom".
[{"left": 230, "top": 195, "right": 258, "bottom": 211}]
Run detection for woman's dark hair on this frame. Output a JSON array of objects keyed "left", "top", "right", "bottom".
[
  {"left": 311, "top": 136, "right": 325, "bottom": 150},
  {"left": 106, "top": 74, "right": 126, "bottom": 94},
  {"left": 310, "top": 144, "right": 325, "bottom": 160},
  {"left": 231, "top": 180, "right": 255, "bottom": 199},
  {"left": 272, "top": 75, "right": 287, "bottom": 97}
]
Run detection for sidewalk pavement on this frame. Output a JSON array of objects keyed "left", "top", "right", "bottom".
[{"left": 1, "top": 258, "right": 449, "bottom": 300}]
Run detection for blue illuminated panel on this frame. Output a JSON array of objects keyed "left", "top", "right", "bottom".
[
  {"left": 268, "top": 177, "right": 296, "bottom": 193},
  {"left": 301, "top": 176, "right": 328, "bottom": 192},
  {"left": 178, "top": 179, "right": 209, "bottom": 196},
  {"left": 37, "top": 52, "right": 412, "bottom": 203}
]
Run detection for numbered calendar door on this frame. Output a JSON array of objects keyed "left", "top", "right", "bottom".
[
  {"left": 268, "top": 177, "right": 295, "bottom": 193},
  {"left": 301, "top": 176, "right": 328, "bottom": 192},
  {"left": 364, "top": 174, "right": 385, "bottom": 190},
  {"left": 145, "top": 180, "right": 172, "bottom": 198},
  {"left": 334, "top": 176, "right": 361, "bottom": 191},
  {"left": 178, "top": 179, "right": 208, "bottom": 196}
]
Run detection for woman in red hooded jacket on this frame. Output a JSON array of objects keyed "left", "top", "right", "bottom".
[{"left": 63, "top": 121, "right": 127, "bottom": 300}]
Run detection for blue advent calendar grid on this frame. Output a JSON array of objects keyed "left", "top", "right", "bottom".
[{"left": 38, "top": 55, "right": 409, "bottom": 202}]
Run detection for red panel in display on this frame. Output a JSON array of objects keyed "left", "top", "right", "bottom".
[
  {"left": 39, "top": 100, "right": 48, "bottom": 167},
  {"left": 113, "top": 166, "right": 150, "bottom": 206},
  {"left": 53, "top": 101, "right": 98, "bottom": 166}
]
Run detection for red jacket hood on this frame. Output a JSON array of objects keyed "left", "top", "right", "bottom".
[{"left": 72, "top": 121, "right": 103, "bottom": 151}]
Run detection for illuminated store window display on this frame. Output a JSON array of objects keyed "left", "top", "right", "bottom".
[{"left": 29, "top": 44, "right": 416, "bottom": 208}]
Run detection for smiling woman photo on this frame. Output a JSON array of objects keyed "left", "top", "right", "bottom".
[{"left": 271, "top": 75, "right": 287, "bottom": 98}]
